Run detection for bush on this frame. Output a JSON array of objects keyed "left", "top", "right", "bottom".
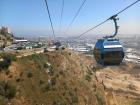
[
  {"left": 132, "top": 101, "right": 140, "bottom": 105},
  {"left": 41, "top": 84, "right": 51, "bottom": 92},
  {"left": 0, "top": 53, "right": 17, "bottom": 70},
  {"left": 85, "top": 74, "right": 91, "bottom": 82},
  {"left": 95, "top": 93, "right": 105, "bottom": 105},
  {"left": 0, "top": 53, "right": 17, "bottom": 61},
  {"left": 5, "top": 85, "right": 16, "bottom": 99},
  {"left": 16, "top": 78, "right": 21, "bottom": 82},
  {"left": 0, "top": 81, "right": 16, "bottom": 99},
  {"left": 72, "top": 96, "right": 78, "bottom": 104},
  {"left": 39, "top": 80, "right": 45, "bottom": 85},
  {"left": 50, "top": 77, "right": 56, "bottom": 86},
  {"left": 27, "top": 72, "right": 33, "bottom": 78},
  {"left": 45, "top": 84, "right": 51, "bottom": 92},
  {"left": 62, "top": 47, "right": 65, "bottom": 50},
  {"left": 69, "top": 92, "right": 78, "bottom": 104},
  {"left": 87, "top": 70, "right": 93, "bottom": 75},
  {"left": 0, "top": 58, "right": 11, "bottom": 70}
]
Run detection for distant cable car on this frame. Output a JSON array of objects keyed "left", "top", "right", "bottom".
[
  {"left": 94, "top": 15, "right": 124, "bottom": 65},
  {"left": 54, "top": 41, "right": 61, "bottom": 50},
  {"left": 54, "top": 41, "right": 61, "bottom": 47}
]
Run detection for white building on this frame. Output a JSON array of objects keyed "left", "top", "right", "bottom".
[{"left": 14, "top": 39, "right": 28, "bottom": 43}]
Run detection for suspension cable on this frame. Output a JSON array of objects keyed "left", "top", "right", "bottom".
[
  {"left": 76, "top": 0, "right": 140, "bottom": 39},
  {"left": 65, "top": 0, "right": 87, "bottom": 33},
  {"left": 75, "top": 19, "right": 109, "bottom": 39},
  {"left": 59, "top": 0, "right": 65, "bottom": 35},
  {"left": 116, "top": 0, "right": 140, "bottom": 15},
  {"left": 44, "top": 0, "right": 55, "bottom": 39}
]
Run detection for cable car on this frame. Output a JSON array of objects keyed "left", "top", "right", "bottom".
[
  {"left": 54, "top": 41, "right": 61, "bottom": 48},
  {"left": 93, "top": 15, "right": 124, "bottom": 65},
  {"left": 53, "top": 41, "right": 62, "bottom": 50}
]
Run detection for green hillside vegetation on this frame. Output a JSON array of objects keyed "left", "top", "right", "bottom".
[
  {"left": 0, "top": 53, "right": 17, "bottom": 70},
  {"left": 0, "top": 51, "right": 140, "bottom": 105}
]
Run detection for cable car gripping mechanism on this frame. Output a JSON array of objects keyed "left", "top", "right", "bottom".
[{"left": 104, "top": 14, "right": 119, "bottom": 39}]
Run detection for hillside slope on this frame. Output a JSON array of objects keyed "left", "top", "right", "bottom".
[
  {"left": 0, "top": 50, "right": 140, "bottom": 105},
  {"left": 0, "top": 33, "right": 14, "bottom": 47}
]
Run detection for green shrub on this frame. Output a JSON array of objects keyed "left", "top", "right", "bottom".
[
  {"left": 16, "top": 78, "right": 21, "bottom": 82},
  {"left": 95, "top": 92, "right": 105, "bottom": 105},
  {"left": 0, "top": 58, "right": 11, "bottom": 70},
  {"left": 50, "top": 77, "right": 56, "bottom": 86},
  {"left": 69, "top": 92, "right": 78, "bottom": 104},
  {"left": 132, "top": 101, "right": 140, "bottom": 105},
  {"left": 43, "top": 63, "right": 48, "bottom": 68},
  {"left": 72, "top": 95, "right": 78, "bottom": 104},
  {"left": 39, "top": 80, "right": 45, "bottom": 85},
  {"left": 5, "top": 85, "right": 16, "bottom": 99},
  {"left": 0, "top": 53, "right": 17, "bottom": 70},
  {"left": 45, "top": 85, "right": 51, "bottom": 91},
  {"left": 0, "top": 53, "right": 17, "bottom": 61},
  {"left": 85, "top": 74, "right": 91, "bottom": 82},
  {"left": 27, "top": 72, "right": 33, "bottom": 78},
  {"left": 0, "top": 81, "right": 16, "bottom": 99},
  {"left": 62, "top": 47, "right": 65, "bottom": 50},
  {"left": 42, "top": 84, "right": 51, "bottom": 92},
  {"left": 87, "top": 70, "right": 93, "bottom": 75}
]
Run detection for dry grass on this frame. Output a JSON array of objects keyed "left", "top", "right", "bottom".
[{"left": 0, "top": 50, "right": 140, "bottom": 105}]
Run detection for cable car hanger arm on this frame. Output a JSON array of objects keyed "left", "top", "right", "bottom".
[
  {"left": 76, "top": 0, "right": 140, "bottom": 39},
  {"left": 104, "top": 14, "right": 119, "bottom": 38}
]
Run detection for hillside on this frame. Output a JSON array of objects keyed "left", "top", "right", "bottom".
[
  {"left": 0, "top": 50, "right": 140, "bottom": 105},
  {"left": 0, "top": 32, "right": 14, "bottom": 48}
]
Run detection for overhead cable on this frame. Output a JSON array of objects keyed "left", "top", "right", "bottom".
[
  {"left": 76, "top": 0, "right": 140, "bottom": 39},
  {"left": 59, "top": 0, "right": 65, "bottom": 35},
  {"left": 65, "top": 0, "right": 87, "bottom": 33},
  {"left": 44, "top": 0, "right": 55, "bottom": 39}
]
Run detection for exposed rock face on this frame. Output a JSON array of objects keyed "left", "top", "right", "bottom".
[{"left": 95, "top": 63, "right": 140, "bottom": 100}]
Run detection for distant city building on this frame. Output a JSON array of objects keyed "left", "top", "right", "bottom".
[
  {"left": 0, "top": 26, "right": 11, "bottom": 34},
  {"left": 14, "top": 39, "right": 28, "bottom": 43},
  {"left": 25, "top": 46, "right": 32, "bottom": 49}
]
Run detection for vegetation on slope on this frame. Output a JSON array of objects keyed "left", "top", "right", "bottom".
[
  {"left": 0, "top": 29, "right": 14, "bottom": 48},
  {"left": 0, "top": 51, "right": 140, "bottom": 105},
  {"left": 0, "top": 53, "right": 17, "bottom": 70}
]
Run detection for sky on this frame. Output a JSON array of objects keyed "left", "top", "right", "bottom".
[{"left": 0, "top": 0, "right": 140, "bottom": 38}]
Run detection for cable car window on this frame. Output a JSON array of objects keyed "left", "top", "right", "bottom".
[{"left": 104, "top": 51, "right": 122, "bottom": 61}]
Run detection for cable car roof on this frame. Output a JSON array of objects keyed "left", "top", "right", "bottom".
[{"left": 103, "top": 39, "right": 122, "bottom": 48}]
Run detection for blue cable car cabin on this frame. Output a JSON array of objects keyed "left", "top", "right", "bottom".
[
  {"left": 93, "top": 15, "right": 125, "bottom": 65},
  {"left": 94, "top": 38, "right": 124, "bottom": 65}
]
